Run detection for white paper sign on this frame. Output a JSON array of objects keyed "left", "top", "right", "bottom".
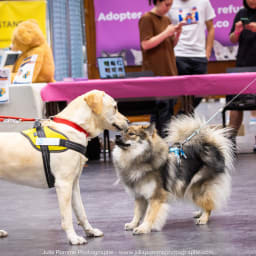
[
  {"left": 13, "top": 55, "right": 38, "bottom": 84},
  {"left": 0, "top": 68, "right": 10, "bottom": 104},
  {"left": 36, "top": 137, "right": 61, "bottom": 146}
]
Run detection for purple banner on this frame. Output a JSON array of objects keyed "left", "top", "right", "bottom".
[
  {"left": 211, "top": 0, "right": 243, "bottom": 60},
  {"left": 94, "top": 0, "right": 243, "bottom": 65}
]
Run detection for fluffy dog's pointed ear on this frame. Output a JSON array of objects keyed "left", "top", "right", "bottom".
[
  {"left": 145, "top": 123, "right": 155, "bottom": 135},
  {"left": 84, "top": 90, "right": 104, "bottom": 115}
]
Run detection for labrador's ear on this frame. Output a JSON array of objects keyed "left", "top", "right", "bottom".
[{"left": 84, "top": 90, "right": 104, "bottom": 115}]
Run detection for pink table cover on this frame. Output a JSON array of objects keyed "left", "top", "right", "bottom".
[{"left": 40, "top": 73, "right": 256, "bottom": 102}]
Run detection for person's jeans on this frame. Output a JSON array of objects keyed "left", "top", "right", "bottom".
[
  {"left": 176, "top": 57, "right": 208, "bottom": 109},
  {"left": 151, "top": 99, "right": 175, "bottom": 138}
]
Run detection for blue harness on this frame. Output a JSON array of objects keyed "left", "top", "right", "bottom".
[{"left": 169, "top": 145, "right": 187, "bottom": 166}]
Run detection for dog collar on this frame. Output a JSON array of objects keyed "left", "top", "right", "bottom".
[{"left": 52, "top": 117, "right": 89, "bottom": 137}]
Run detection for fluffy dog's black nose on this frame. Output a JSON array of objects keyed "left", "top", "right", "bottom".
[
  {"left": 115, "top": 135, "right": 122, "bottom": 144},
  {"left": 115, "top": 135, "right": 130, "bottom": 148},
  {"left": 115, "top": 135, "right": 121, "bottom": 140}
]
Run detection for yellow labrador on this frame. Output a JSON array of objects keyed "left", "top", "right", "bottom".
[{"left": 0, "top": 90, "right": 128, "bottom": 245}]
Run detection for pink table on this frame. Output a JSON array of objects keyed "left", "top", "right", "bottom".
[{"left": 40, "top": 73, "right": 256, "bottom": 102}]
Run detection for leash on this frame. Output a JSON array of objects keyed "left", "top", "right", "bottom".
[
  {"left": 182, "top": 77, "right": 256, "bottom": 146},
  {"left": 0, "top": 116, "right": 37, "bottom": 122},
  {"left": 0, "top": 115, "right": 90, "bottom": 138},
  {"left": 0, "top": 116, "right": 51, "bottom": 123},
  {"left": 169, "top": 77, "right": 256, "bottom": 164}
]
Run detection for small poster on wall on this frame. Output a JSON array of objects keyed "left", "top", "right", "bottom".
[
  {"left": 0, "top": 68, "right": 10, "bottom": 104},
  {"left": 13, "top": 55, "right": 38, "bottom": 84}
]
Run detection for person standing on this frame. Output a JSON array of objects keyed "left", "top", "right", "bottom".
[
  {"left": 168, "top": 0, "right": 215, "bottom": 111},
  {"left": 227, "top": 0, "right": 256, "bottom": 152},
  {"left": 139, "top": 0, "right": 182, "bottom": 137}
]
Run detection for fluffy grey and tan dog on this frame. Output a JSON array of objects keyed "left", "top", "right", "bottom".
[
  {"left": 112, "top": 115, "right": 234, "bottom": 235},
  {"left": 0, "top": 90, "right": 128, "bottom": 244}
]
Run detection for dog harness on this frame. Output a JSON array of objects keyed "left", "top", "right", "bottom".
[
  {"left": 21, "top": 121, "right": 87, "bottom": 188},
  {"left": 169, "top": 143, "right": 187, "bottom": 166}
]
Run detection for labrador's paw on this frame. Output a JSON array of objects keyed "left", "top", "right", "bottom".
[
  {"left": 69, "top": 234, "right": 87, "bottom": 245},
  {"left": 0, "top": 230, "right": 8, "bottom": 238},
  {"left": 85, "top": 228, "right": 104, "bottom": 237}
]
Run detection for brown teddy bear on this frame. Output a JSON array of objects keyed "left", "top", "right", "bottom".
[{"left": 11, "top": 19, "right": 55, "bottom": 83}]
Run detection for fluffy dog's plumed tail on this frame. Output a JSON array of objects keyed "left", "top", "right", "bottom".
[{"left": 164, "top": 115, "right": 234, "bottom": 210}]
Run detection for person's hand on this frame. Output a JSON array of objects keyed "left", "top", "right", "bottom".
[
  {"left": 234, "top": 21, "right": 244, "bottom": 35},
  {"left": 245, "top": 22, "right": 256, "bottom": 32},
  {"left": 175, "top": 22, "right": 183, "bottom": 34},
  {"left": 172, "top": 22, "right": 184, "bottom": 46},
  {"left": 174, "top": 23, "right": 183, "bottom": 39},
  {"left": 164, "top": 24, "right": 176, "bottom": 37},
  {"left": 206, "top": 51, "right": 211, "bottom": 61}
]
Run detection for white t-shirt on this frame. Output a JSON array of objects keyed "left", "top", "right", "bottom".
[{"left": 168, "top": 0, "right": 215, "bottom": 57}]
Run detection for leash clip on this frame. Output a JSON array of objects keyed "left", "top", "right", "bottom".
[{"left": 169, "top": 144, "right": 187, "bottom": 166}]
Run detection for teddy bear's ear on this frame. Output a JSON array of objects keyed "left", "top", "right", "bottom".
[
  {"left": 26, "top": 19, "right": 39, "bottom": 26},
  {"left": 13, "top": 20, "right": 43, "bottom": 46},
  {"left": 15, "top": 30, "right": 33, "bottom": 45},
  {"left": 14, "top": 21, "right": 34, "bottom": 45}
]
